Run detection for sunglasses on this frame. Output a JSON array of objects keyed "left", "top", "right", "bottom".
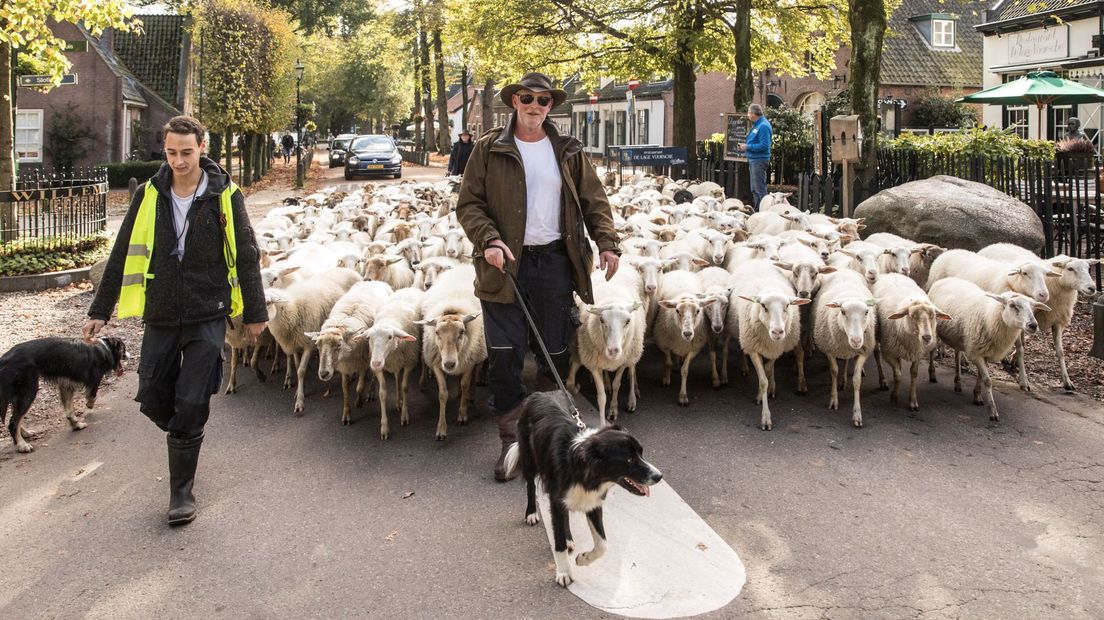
[{"left": 518, "top": 93, "right": 553, "bottom": 107}]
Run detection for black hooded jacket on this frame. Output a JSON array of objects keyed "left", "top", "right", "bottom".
[
  {"left": 447, "top": 139, "right": 474, "bottom": 175},
  {"left": 89, "top": 157, "right": 267, "bottom": 327}
]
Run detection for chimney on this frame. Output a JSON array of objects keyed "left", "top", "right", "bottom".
[{"left": 100, "top": 27, "right": 114, "bottom": 53}]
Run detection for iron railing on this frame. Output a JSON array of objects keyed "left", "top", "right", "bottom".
[{"left": 0, "top": 167, "right": 109, "bottom": 255}]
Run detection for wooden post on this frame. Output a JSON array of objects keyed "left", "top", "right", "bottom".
[
  {"left": 1092, "top": 297, "right": 1104, "bottom": 360},
  {"left": 841, "top": 159, "right": 852, "bottom": 218}
]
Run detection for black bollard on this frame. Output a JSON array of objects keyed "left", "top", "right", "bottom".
[{"left": 1091, "top": 296, "right": 1104, "bottom": 360}]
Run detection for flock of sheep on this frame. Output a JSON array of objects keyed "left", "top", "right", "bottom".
[{"left": 232, "top": 173, "right": 1099, "bottom": 439}]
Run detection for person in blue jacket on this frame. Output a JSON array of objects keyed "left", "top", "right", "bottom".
[{"left": 738, "top": 103, "right": 772, "bottom": 209}]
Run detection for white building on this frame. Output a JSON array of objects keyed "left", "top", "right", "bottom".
[
  {"left": 978, "top": 0, "right": 1104, "bottom": 145},
  {"left": 567, "top": 79, "right": 670, "bottom": 156}
]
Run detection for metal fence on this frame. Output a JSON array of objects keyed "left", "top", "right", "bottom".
[{"left": 0, "top": 167, "right": 109, "bottom": 255}]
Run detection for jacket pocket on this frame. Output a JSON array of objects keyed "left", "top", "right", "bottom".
[{"left": 473, "top": 256, "right": 505, "bottom": 295}]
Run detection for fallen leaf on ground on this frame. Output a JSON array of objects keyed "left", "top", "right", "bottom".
[
  {"left": 402, "top": 491, "right": 414, "bottom": 499},
  {"left": 385, "top": 530, "right": 398, "bottom": 541}
]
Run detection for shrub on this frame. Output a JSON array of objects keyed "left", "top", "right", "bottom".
[
  {"left": 767, "top": 104, "right": 813, "bottom": 153},
  {"left": 0, "top": 233, "right": 111, "bottom": 277},
  {"left": 1055, "top": 136, "right": 1094, "bottom": 155},
  {"left": 45, "top": 108, "right": 96, "bottom": 172},
  {"left": 105, "top": 160, "right": 164, "bottom": 188},
  {"left": 885, "top": 126, "right": 1054, "bottom": 159},
  {"left": 825, "top": 89, "right": 851, "bottom": 118},
  {"left": 908, "top": 91, "right": 977, "bottom": 128}
]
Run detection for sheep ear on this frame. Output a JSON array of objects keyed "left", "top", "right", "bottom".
[
  {"left": 414, "top": 316, "right": 437, "bottom": 326},
  {"left": 909, "top": 247, "right": 925, "bottom": 255},
  {"left": 277, "top": 266, "right": 300, "bottom": 277},
  {"left": 692, "top": 258, "right": 710, "bottom": 267},
  {"left": 857, "top": 224, "right": 867, "bottom": 230},
  {"left": 935, "top": 311, "right": 953, "bottom": 321},
  {"left": 887, "top": 310, "right": 909, "bottom": 320},
  {"left": 699, "top": 298, "right": 718, "bottom": 307},
  {"left": 1032, "top": 301, "right": 1052, "bottom": 312},
  {"left": 839, "top": 249, "right": 856, "bottom": 258},
  {"left": 791, "top": 297, "right": 812, "bottom": 306},
  {"left": 586, "top": 305, "right": 605, "bottom": 315},
  {"left": 462, "top": 312, "right": 482, "bottom": 324},
  {"left": 985, "top": 293, "right": 1007, "bottom": 304},
  {"left": 738, "top": 295, "right": 760, "bottom": 304},
  {"left": 818, "top": 265, "right": 838, "bottom": 274},
  {"left": 827, "top": 217, "right": 840, "bottom": 224},
  {"left": 658, "top": 299, "right": 679, "bottom": 309},
  {"left": 304, "top": 331, "right": 322, "bottom": 342},
  {"left": 825, "top": 302, "right": 841, "bottom": 309},
  {"left": 386, "top": 256, "right": 405, "bottom": 265},
  {"left": 1045, "top": 270, "right": 1062, "bottom": 278},
  {"left": 395, "top": 329, "right": 418, "bottom": 342},
  {"left": 1006, "top": 269, "right": 1022, "bottom": 276},
  {"left": 731, "top": 229, "right": 749, "bottom": 242},
  {"left": 772, "top": 261, "right": 794, "bottom": 271},
  {"left": 883, "top": 248, "right": 894, "bottom": 255}
]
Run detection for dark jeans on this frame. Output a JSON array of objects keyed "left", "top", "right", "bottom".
[
  {"left": 749, "top": 159, "right": 769, "bottom": 209},
  {"left": 480, "top": 242, "right": 577, "bottom": 415},
  {"left": 135, "top": 318, "right": 226, "bottom": 438}
]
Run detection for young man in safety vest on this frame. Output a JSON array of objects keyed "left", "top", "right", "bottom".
[{"left": 84, "top": 115, "right": 268, "bottom": 526}]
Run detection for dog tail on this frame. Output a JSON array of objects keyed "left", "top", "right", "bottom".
[{"left": 502, "top": 442, "right": 520, "bottom": 480}]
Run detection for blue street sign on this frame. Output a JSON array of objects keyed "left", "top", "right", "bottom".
[{"left": 617, "top": 146, "right": 688, "bottom": 166}]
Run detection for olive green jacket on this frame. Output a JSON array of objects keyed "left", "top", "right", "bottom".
[{"left": 455, "top": 114, "right": 620, "bottom": 304}]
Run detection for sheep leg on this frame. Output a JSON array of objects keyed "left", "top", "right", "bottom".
[
  {"left": 294, "top": 349, "right": 312, "bottom": 414},
  {"left": 928, "top": 349, "right": 937, "bottom": 383},
  {"left": 433, "top": 366, "right": 449, "bottom": 440},
  {"left": 376, "top": 370, "right": 390, "bottom": 439},
  {"left": 708, "top": 342, "right": 720, "bottom": 389},
  {"left": 626, "top": 366, "right": 638, "bottom": 413},
  {"left": 953, "top": 350, "right": 963, "bottom": 393},
  {"left": 887, "top": 356, "right": 900, "bottom": 404},
  {"left": 975, "top": 359, "right": 999, "bottom": 421},
  {"left": 283, "top": 351, "right": 296, "bottom": 389},
  {"left": 354, "top": 371, "right": 367, "bottom": 408},
  {"left": 566, "top": 358, "right": 581, "bottom": 393},
  {"left": 840, "top": 358, "right": 850, "bottom": 391},
  {"left": 852, "top": 353, "right": 868, "bottom": 428},
  {"left": 590, "top": 368, "right": 608, "bottom": 424},
  {"left": 740, "top": 353, "right": 750, "bottom": 376},
  {"left": 908, "top": 360, "right": 920, "bottom": 412},
  {"left": 250, "top": 344, "right": 267, "bottom": 382},
  {"left": 874, "top": 344, "right": 888, "bottom": 390},
  {"left": 678, "top": 349, "right": 697, "bottom": 407},
  {"left": 609, "top": 367, "right": 626, "bottom": 421},
  {"left": 225, "top": 346, "right": 239, "bottom": 395},
  {"left": 1014, "top": 333, "right": 1032, "bottom": 392},
  {"left": 750, "top": 352, "right": 772, "bottom": 430},
  {"left": 662, "top": 350, "right": 672, "bottom": 387},
  {"left": 458, "top": 369, "right": 473, "bottom": 425},
  {"left": 795, "top": 342, "right": 808, "bottom": 395},
  {"left": 827, "top": 356, "right": 839, "bottom": 410},
  {"left": 720, "top": 336, "right": 730, "bottom": 386},
  {"left": 419, "top": 361, "right": 428, "bottom": 390},
  {"left": 1054, "top": 325, "right": 1074, "bottom": 392},
  {"left": 340, "top": 373, "right": 352, "bottom": 426},
  {"left": 399, "top": 366, "right": 411, "bottom": 426}
]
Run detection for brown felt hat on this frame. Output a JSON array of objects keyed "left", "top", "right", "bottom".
[{"left": 499, "top": 72, "right": 568, "bottom": 108}]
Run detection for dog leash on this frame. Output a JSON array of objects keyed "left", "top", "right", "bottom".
[{"left": 506, "top": 269, "right": 586, "bottom": 430}]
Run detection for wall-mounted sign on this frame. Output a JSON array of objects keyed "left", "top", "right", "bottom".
[
  {"left": 1007, "top": 25, "right": 1069, "bottom": 65},
  {"left": 877, "top": 98, "right": 907, "bottom": 109},
  {"left": 18, "top": 74, "right": 78, "bottom": 87},
  {"left": 617, "top": 146, "right": 688, "bottom": 166}
]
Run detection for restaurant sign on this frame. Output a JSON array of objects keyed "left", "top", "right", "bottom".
[{"left": 1006, "top": 25, "right": 1069, "bottom": 65}]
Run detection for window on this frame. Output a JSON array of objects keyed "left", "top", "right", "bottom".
[
  {"left": 932, "top": 19, "right": 954, "bottom": 48},
  {"left": 615, "top": 111, "right": 627, "bottom": 145},
  {"left": 797, "top": 92, "right": 826, "bottom": 117},
  {"left": 637, "top": 109, "right": 649, "bottom": 144},
  {"left": 1006, "top": 107, "right": 1029, "bottom": 139},
  {"left": 15, "top": 110, "right": 43, "bottom": 163},
  {"left": 590, "top": 113, "right": 600, "bottom": 148},
  {"left": 1051, "top": 105, "right": 1073, "bottom": 140}
]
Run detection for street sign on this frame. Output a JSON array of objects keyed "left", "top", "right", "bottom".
[
  {"left": 617, "top": 146, "right": 688, "bottom": 166},
  {"left": 18, "top": 74, "right": 77, "bottom": 87}
]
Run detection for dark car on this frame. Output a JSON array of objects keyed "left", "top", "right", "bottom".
[
  {"left": 344, "top": 135, "right": 403, "bottom": 180},
  {"left": 327, "top": 133, "right": 357, "bottom": 168}
]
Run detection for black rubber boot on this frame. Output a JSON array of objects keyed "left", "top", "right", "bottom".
[
  {"left": 493, "top": 404, "right": 522, "bottom": 482},
  {"left": 166, "top": 432, "right": 203, "bottom": 526}
]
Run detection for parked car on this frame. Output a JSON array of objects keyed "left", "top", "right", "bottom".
[
  {"left": 327, "top": 133, "right": 357, "bottom": 168},
  {"left": 344, "top": 135, "right": 403, "bottom": 180}
]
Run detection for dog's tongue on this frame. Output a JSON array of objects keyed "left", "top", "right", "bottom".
[{"left": 642, "top": 484, "right": 651, "bottom": 497}]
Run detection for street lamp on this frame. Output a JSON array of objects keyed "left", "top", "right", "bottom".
[
  {"left": 295, "top": 59, "right": 305, "bottom": 189},
  {"left": 588, "top": 93, "right": 598, "bottom": 147}
]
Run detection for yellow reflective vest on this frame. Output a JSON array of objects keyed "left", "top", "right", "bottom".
[{"left": 117, "top": 181, "right": 243, "bottom": 319}]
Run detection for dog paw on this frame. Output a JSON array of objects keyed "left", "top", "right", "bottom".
[
  {"left": 576, "top": 548, "right": 604, "bottom": 566},
  {"left": 15, "top": 442, "right": 34, "bottom": 453},
  {"left": 85, "top": 398, "right": 97, "bottom": 409},
  {"left": 525, "top": 513, "right": 540, "bottom": 526},
  {"left": 566, "top": 540, "right": 575, "bottom": 553},
  {"left": 555, "top": 572, "right": 574, "bottom": 588},
  {"left": 71, "top": 420, "right": 88, "bottom": 431}
]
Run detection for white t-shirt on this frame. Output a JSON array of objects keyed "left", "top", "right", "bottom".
[
  {"left": 515, "top": 136, "right": 562, "bottom": 246},
  {"left": 169, "top": 172, "right": 208, "bottom": 260}
]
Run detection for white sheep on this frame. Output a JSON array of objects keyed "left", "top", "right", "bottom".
[
  {"left": 872, "top": 274, "right": 951, "bottom": 411},
  {"left": 746, "top": 211, "right": 812, "bottom": 237},
  {"left": 307, "top": 280, "right": 393, "bottom": 426},
  {"left": 415, "top": 264, "right": 487, "bottom": 440},
  {"left": 696, "top": 266, "right": 733, "bottom": 387},
  {"left": 413, "top": 256, "right": 460, "bottom": 290},
  {"left": 567, "top": 273, "right": 646, "bottom": 422},
  {"left": 724, "top": 234, "right": 787, "bottom": 271},
  {"left": 864, "top": 232, "right": 946, "bottom": 288},
  {"left": 813, "top": 268, "right": 877, "bottom": 427},
  {"left": 978, "top": 243, "right": 1100, "bottom": 392},
  {"left": 354, "top": 287, "right": 424, "bottom": 439},
  {"left": 265, "top": 268, "right": 362, "bottom": 413},
  {"left": 927, "top": 249, "right": 1059, "bottom": 303},
  {"left": 363, "top": 254, "right": 416, "bottom": 290},
  {"left": 728, "top": 260, "right": 811, "bottom": 430},
  {"left": 653, "top": 270, "right": 714, "bottom": 406},
  {"left": 840, "top": 240, "right": 885, "bottom": 284},
  {"left": 928, "top": 278, "right": 1049, "bottom": 421}
]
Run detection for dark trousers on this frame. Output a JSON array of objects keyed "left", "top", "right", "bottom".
[
  {"left": 135, "top": 319, "right": 226, "bottom": 438},
  {"left": 480, "top": 242, "right": 577, "bottom": 415}
]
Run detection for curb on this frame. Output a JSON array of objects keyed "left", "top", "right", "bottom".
[{"left": 0, "top": 266, "right": 91, "bottom": 293}]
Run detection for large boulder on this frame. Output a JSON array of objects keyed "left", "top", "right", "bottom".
[
  {"left": 89, "top": 259, "right": 108, "bottom": 292},
  {"left": 854, "top": 175, "right": 1046, "bottom": 253}
]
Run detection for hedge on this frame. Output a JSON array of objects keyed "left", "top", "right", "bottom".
[
  {"left": 106, "top": 160, "right": 164, "bottom": 188},
  {"left": 885, "top": 126, "right": 1055, "bottom": 159},
  {"left": 0, "top": 233, "right": 112, "bottom": 277}
]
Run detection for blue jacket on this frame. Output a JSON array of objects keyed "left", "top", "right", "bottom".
[{"left": 745, "top": 116, "right": 772, "bottom": 161}]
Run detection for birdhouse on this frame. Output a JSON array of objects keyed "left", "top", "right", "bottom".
[{"left": 830, "top": 115, "right": 863, "bottom": 163}]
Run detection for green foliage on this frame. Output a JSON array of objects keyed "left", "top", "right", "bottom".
[
  {"left": 885, "top": 126, "right": 1055, "bottom": 159},
  {"left": 908, "top": 91, "right": 977, "bottom": 128},
  {"left": 0, "top": 233, "right": 110, "bottom": 277},
  {"left": 825, "top": 89, "right": 851, "bottom": 118},
  {"left": 105, "top": 160, "right": 163, "bottom": 188},
  {"left": 44, "top": 108, "right": 96, "bottom": 171},
  {"left": 766, "top": 105, "right": 813, "bottom": 154}
]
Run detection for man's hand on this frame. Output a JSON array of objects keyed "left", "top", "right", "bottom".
[
  {"left": 244, "top": 322, "right": 267, "bottom": 345},
  {"left": 483, "top": 240, "right": 515, "bottom": 273},
  {"left": 82, "top": 319, "right": 105, "bottom": 342},
  {"left": 599, "top": 251, "right": 620, "bottom": 281},
  {"left": 737, "top": 143, "right": 746, "bottom": 151}
]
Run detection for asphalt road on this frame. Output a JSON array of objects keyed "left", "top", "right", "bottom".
[{"left": 1, "top": 163, "right": 1102, "bottom": 619}]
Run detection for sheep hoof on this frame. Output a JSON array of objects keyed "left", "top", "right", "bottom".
[
  {"left": 224, "top": 384, "right": 236, "bottom": 395},
  {"left": 853, "top": 419, "right": 863, "bottom": 428},
  {"left": 760, "top": 422, "right": 772, "bottom": 431},
  {"left": 953, "top": 384, "right": 962, "bottom": 393},
  {"left": 1064, "top": 382, "right": 1075, "bottom": 392},
  {"left": 989, "top": 414, "right": 1000, "bottom": 422},
  {"left": 928, "top": 377, "right": 937, "bottom": 384},
  {"left": 625, "top": 403, "right": 637, "bottom": 413},
  {"left": 436, "top": 433, "right": 446, "bottom": 441},
  {"left": 909, "top": 404, "right": 919, "bottom": 412},
  {"left": 973, "top": 397, "right": 984, "bottom": 406},
  {"left": 380, "top": 431, "right": 389, "bottom": 440},
  {"left": 679, "top": 397, "right": 689, "bottom": 407},
  {"left": 878, "top": 381, "right": 889, "bottom": 391},
  {"left": 342, "top": 418, "right": 351, "bottom": 426},
  {"left": 828, "top": 401, "right": 838, "bottom": 410},
  {"left": 1019, "top": 383, "right": 1032, "bottom": 393},
  {"left": 755, "top": 397, "right": 762, "bottom": 405}
]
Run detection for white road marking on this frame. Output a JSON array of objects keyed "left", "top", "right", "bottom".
[{"left": 536, "top": 479, "right": 746, "bottom": 618}]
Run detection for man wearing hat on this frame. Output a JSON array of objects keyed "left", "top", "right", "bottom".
[
  {"left": 456, "top": 72, "right": 621, "bottom": 481},
  {"left": 447, "top": 128, "right": 475, "bottom": 176}
]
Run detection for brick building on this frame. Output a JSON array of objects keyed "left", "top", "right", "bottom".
[{"left": 14, "top": 13, "right": 192, "bottom": 171}]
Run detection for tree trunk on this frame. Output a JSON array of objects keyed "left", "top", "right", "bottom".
[
  {"left": 413, "top": 70, "right": 423, "bottom": 150},
  {"left": 672, "top": 52, "right": 698, "bottom": 175},
  {"left": 242, "top": 134, "right": 253, "bottom": 187},
  {"left": 433, "top": 29, "right": 450, "bottom": 154},
  {"left": 731, "top": 0, "right": 753, "bottom": 113},
  {"left": 848, "top": 0, "right": 887, "bottom": 183},
  {"left": 461, "top": 65, "right": 469, "bottom": 131},
  {"left": 420, "top": 29, "right": 435, "bottom": 153},
  {"left": 209, "top": 131, "right": 223, "bottom": 163},
  {"left": 253, "top": 133, "right": 263, "bottom": 182},
  {"left": 482, "top": 78, "right": 494, "bottom": 133},
  {"left": 0, "top": 41, "right": 15, "bottom": 193},
  {"left": 224, "top": 128, "right": 233, "bottom": 179}
]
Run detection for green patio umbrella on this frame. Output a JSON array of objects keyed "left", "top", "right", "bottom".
[{"left": 957, "top": 71, "right": 1104, "bottom": 139}]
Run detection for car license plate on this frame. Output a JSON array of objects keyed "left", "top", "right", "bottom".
[{"left": 367, "top": 164, "right": 384, "bottom": 170}]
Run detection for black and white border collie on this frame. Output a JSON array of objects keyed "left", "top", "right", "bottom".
[
  {"left": 0, "top": 336, "right": 128, "bottom": 453},
  {"left": 503, "top": 392, "right": 663, "bottom": 587}
]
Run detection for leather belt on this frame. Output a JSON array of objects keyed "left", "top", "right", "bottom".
[{"left": 522, "top": 239, "right": 565, "bottom": 254}]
